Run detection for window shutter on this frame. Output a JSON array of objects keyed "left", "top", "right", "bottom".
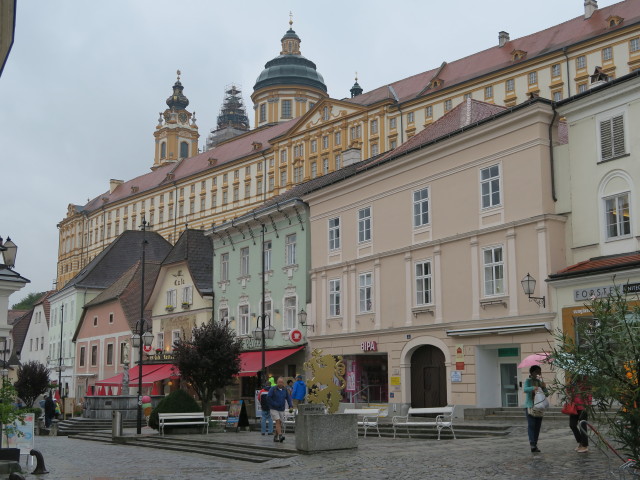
[
  {"left": 612, "top": 115, "right": 625, "bottom": 157},
  {"left": 600, "top": 119, "right": 613, "bottom": 160}
]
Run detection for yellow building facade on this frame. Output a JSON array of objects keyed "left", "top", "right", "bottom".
[{"left": 57, "top": 3, "right": 640, "bottom": 288}]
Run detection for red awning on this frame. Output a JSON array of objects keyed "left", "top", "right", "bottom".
[
  {"left": 96, "top": 364, "right": 167, "bottom": 387},
  {"left": 141, "top": 364, "right": 180, "bottom": 383},
  {"left": 238, "top": 347, "right": 304, "bottom": 377}
]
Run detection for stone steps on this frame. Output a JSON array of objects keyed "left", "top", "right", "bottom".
[
  {"left": 69, "top": 432, "right": 298, "bottom": 463},
  {"left": 57, "top": 417, "right": 138, "bottom": 436}
]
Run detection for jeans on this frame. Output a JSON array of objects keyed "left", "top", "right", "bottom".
[
  {"left": 525, "top": 408, "right": 543, "bottom": 447},
  {"left": 569, "top": 409, "right": 589, "bottom": 446},
  {"left": 261, "top": 409, "right": 273, "bottom": 434}
]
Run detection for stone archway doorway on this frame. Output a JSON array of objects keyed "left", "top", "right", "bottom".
[{"left": 410, "top": 345, "right": 446, "bottom": 408}]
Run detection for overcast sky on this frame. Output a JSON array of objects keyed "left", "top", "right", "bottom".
[{"left": 1, "top": 0, "right": 621, "bottom": 304}]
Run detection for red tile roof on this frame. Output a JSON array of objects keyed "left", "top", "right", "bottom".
[
  {"left": 82, "top": 118, "right": 301, "bottom": 213},
  {"left": 550, "top": 252, "right": 640, "bottom": 279},
  {"left": 346, "top": 1, "right": 640, "bottom": 106}
]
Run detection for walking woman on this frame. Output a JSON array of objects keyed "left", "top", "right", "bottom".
[
  {"left": 524, "top": 365, "right": 548, "bottom": 452},
  {"left": 568, "top": 377, "right": 591, "bottom": 453}
]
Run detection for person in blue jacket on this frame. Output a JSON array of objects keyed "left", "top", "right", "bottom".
[
  {"left": 267, "top": 376, "right": 293, "bottom": 442},
  {"left": 292, "top": 375, "right": 307, "bottom": 408}
]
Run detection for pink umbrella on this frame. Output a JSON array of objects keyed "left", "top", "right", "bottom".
[{"left": 518, "top": 353, "right": 549, "bottom": 368}]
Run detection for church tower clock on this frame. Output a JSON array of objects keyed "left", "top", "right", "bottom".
[{"left": 152, "top": 71, "right": 200, "bottom": 170}]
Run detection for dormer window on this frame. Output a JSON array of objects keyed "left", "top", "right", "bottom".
[
  {"left": 511, "top": 49, "right": 527, "bottom": 61},
  {"left": 431, "top": 78, "right": 443, "bottom": 88},
  {"left": 607, "top": 15, "right": 623, "bottom": 27},
  {"left": 322, "top": 106, "right": 329, "bottom": 121}
]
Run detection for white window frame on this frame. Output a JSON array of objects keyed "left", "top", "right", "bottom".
[
  {"left": 156, "top": 332, "right": 164, "bottom": 351},
  {"left": 484, "top": 85, "right": 493, "bottom": 99},
  {"left": 284, "top": 296, "right": 297, "bottom": 330},
  {"left": 528, "top": 71, "right": 537, "bottom": 85},
  {"left": 551, "top": 64, "right": 561, "bottom": 77},
  {"left": 239, "top": 304, "right": 250, "bottom": 336},
  {"left": 220, "top": 253, "right": 229, "bottom": 281},
  {"left": 359, "top": 272, "right": 373, "bottom": 313},
  {"left": 263, "top": 240, "right": 272, "bottom": 271},
  {"left": 576, "top": 55, "right": 586, "bottom": 70},
  {"left": 182, "top": 285, "right": 193, "bottom": 305},
  {"left": 425, "top": 106, "right": 433, "bottom": 117},
  {"left": 602, "top": 46, "right": 613, "bottom": 62},
  {"left": 218, "top": 307, "right": 229, "bottom": 325},
  {"left": 329, "top": 279, "right": 341, "bottom": 316},
  {"left": 328, "top": 217, "right": 341, "bottom": 251},
  {"left": 604, "top": 192, "right": 632, "bottom": 240},
  {"left": 505, "top": 78, "right": 515, "bottom": 92},
  {"left": 413, "top": 187, "right": 430, "bottom": 228},
  {"left": 285, "top": 233, "right": 297, "bottom": 265},
  {"left": 480, "top": 164, "right": 501, "bottom": 209},
  {"left": 166, "top": 289, "right": 177, "bottom": 308},
  {"left": 415, "top": 260, "right": 432, "bottom": 306},
  {"left": 597, "top": 107, "right": 627, "bottom": 162},
  {"left": 483, "top": 245, "right": 505, "bottom": 297},
  {"left": 358, "top": 206, "right": 372, "bottom": 243},
  {"left": 630, "top": 38, "right": 640, "bottom": 53},
  {"left": 240, "top": 247, "right": 250, "bottom": 276}
]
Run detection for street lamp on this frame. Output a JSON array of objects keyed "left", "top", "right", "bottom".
[
  {"left": 298, "top": 309, "right": 313, "bottom": 331},
  {"left": 520, "top": 273, "right": 546, "bottom": 308},
  {"left": 58, "top": 304, "right": 64, "bottom": 404},
  {"left": 0, "top": 237, "right": 18, "bottom": 268},
  {"left": 131, "top": 216, "right": 151, "bottom": 434}
]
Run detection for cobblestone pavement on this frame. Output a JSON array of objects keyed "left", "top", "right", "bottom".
[{"left": 19, "top": 424, "right": 629, "bottom": 480}]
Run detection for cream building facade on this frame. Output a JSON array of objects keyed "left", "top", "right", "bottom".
[
  {"left": 57, "top": 2, "right": 640, "bottom": 292},
  {"left": 302, "top": 98, "right": 566, "bottom": 412}
]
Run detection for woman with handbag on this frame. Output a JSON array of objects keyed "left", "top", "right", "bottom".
[
  {"left": 566, "top": 378, "right": 591, "bottom": 453},
  {"left": 524, "top": 365, "right": 548, "bottom": 453}
]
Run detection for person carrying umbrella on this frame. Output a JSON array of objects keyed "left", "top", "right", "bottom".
[{"left": 524, "top": 365, "right": 548, "bottom": 453}]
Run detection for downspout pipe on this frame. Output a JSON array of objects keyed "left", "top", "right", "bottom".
[
  {"left": 562, "top": 47, "right": 571, "bottom": 98},
  {"left": 549, "top": 104, "right": 558, "bottom": 202}
]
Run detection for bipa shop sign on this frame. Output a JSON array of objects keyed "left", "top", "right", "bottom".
[{"left": 361, "top": 341, "right": 377, "bottom": 352}]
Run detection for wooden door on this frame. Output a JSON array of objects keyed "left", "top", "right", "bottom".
[{"left": 410, "top": 345, "right": 446, "bottom": 408}]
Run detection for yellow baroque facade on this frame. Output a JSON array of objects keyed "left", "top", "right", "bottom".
[{"left": 57, "top": 3, "right": 640, "bottom": 288}]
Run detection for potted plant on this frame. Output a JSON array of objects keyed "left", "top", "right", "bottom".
[
  {"left": 155, "top": 348, "right": 163, "bottom": 355},
  {"left": 165, "top": 305, "right": 174, "bottom": 312},
  {"left": 181, "top": 302, "right": 190, "bottom": 309}
]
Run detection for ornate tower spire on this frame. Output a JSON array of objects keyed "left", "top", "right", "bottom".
[
  {"left": 350, "top": 72, "right": 363, "bottom": 98},
  {"left": 152, "top": 71, "right": 199, "bottom": 170},
  {"left": 280, "top": 13, "right": 301, "bottom": 55},
  {"left": 206, "top": 84, "right": 250, "bottom": 150}
]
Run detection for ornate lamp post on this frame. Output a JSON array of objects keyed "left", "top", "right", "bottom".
[
  {"left": 130, "top": 217, "right": 154, "bottom": 434},
  {"left": 520, "top": 273, "right": 546, "bottom": 308}
]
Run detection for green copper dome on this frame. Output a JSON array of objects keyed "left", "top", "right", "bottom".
[{"left": 253, "top": 27, "right": 327, "bottom": 93}]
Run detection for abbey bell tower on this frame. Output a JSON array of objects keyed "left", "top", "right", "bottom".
[{"left": 153, "top": 71, "right": 200, "bottom": 170}]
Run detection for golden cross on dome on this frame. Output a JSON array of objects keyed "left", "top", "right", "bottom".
[{"left": 289, "top": 11, "right": 293, "bottom": 26}]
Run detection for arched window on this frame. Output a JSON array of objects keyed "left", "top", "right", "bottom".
[
  {"left": 180, "top": 141, "right": 189, "bottom": 158},
  {"left": 160, "top": 142, "right": 166, "bottom": 159}
]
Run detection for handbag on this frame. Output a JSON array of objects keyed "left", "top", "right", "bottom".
[
  {"left": 562, "top": 402, "right": 578, "bottom": 415},
  {"left": 528, "top": 390, "right": 549, "bottom": 417}
]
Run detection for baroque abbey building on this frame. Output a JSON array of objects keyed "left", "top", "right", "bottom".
[{"left": 57, "top": 1, "right": 640, "bottom": 288}]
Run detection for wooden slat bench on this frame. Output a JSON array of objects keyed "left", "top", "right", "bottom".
[
  {"left": 392, "top": 406, "right": 456, "bottom": 440},
  {"left": 158, "top": 412, "right": 209, "bottom": 435},
  {"left": 209, "top": 410, "right": 229, "bottom": 427},
  {"left": 343, "top": 408, "right": 382, "bottom": 438}
]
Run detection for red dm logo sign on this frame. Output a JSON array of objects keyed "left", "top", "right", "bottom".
[
  {"left": 289, "top": 329, "right": 303, "bottom": 343},
  {"left": 143, "top": 345, "right": 153, "bottom": 353}
]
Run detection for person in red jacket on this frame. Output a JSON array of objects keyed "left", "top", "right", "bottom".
[{"left": 569, "top": 378, "right": 592, "bottom": 453}]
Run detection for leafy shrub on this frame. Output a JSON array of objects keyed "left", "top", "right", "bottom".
[
  {"left": 19, "top": 407, "right": 42, "bottom": 418},
  {"left": 148, "top": 389, "right": 200, "bottom": 430}
]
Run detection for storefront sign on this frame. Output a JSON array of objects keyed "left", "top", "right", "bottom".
[
  {"left": 390, "top": 376, "right": 401, "bottom": 386},
  {"left": 225, "top": 400, "right": 249, "bottom": 432},
  {"left": 361, "top": 340, "right": 377, "bottom": 351},
  {"left": 623, "top": 282, "right": 640, "bottom": 294},
  {"left": 298, "top": 404, "right": 325, "bottom": 415},
  {"left": 455, "top": 344, "right": 465, "bottom": 370},
  {"left": 451, "top": 371, "right": 462, "bottom": 383},
  {"left": 573, "top": 284, "right": 618, "bottom": 302}
]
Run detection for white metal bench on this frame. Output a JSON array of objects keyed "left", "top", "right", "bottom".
[
  {"left": 158, "top": 412, "right": 209, "bottom": 435},
  {"left": 343, "top": 408, "right": 382, "bottom": 438},
  {"left": 283, "top": 409, "right": 297, "bottom": 433},
  {"left": 209, "top": 410, "right": 229, "bottom": 427},
  {"left": 392, "top": 406, "right": 456, "bottom": 440}
]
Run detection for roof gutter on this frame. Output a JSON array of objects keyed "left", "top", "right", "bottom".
[{"left": 549, "top": 104, "right": 558, "bottom": 202}]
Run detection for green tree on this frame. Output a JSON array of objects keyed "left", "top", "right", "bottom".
[
  {"left": 14, "top": 361, "right": 50, "bottom": 408},
  {"left": 172, "top": 320, "right": 242, "bottom": 414},
  {"left": 548, "top": 288, "right": 640, "bottom": 461},
  {"left": 11, "top": 292, "right": 45, "bottom": 310}
]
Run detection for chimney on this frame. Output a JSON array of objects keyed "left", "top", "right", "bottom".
[
  {"left": 584, "top": 0, "right": 598, "bottom": 19},
  {"left": 498, "top": 31, "right": 510, "bottom": 47},
  {"left": 342, "top": 148, "right": 362, "bottom": 167},
  {"left": 109, "top": 179, "right": 123, "bottom": 193}
]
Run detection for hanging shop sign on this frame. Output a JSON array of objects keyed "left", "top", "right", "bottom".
[
  {"left": 451, "top": 371, "right": 462, "bottom": 383},
  {"left": 289, "top": 329, "right": 303, "bottom": 343},
  {"left": 361, "top": 340, "right": 377, "bottom": 352}
]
